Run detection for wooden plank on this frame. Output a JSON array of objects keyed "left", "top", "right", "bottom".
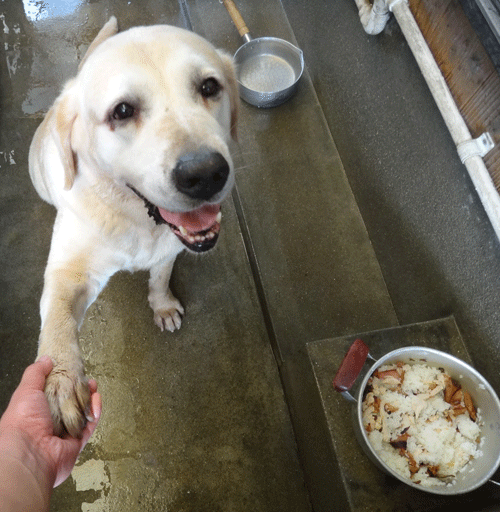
[{"left": 409, "top": 0, "right": 500, "bottom": 188}]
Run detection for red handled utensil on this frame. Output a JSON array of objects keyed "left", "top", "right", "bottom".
[{"left": 333, "top": 338, "right": 375, "bottom": 402}]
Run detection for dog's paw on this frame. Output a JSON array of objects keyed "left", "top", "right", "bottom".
[
  {"left": 44, "top": 365, "right": 91, "bottom": 438},
  {"left": 153, "top": 299, "right": 184, "bottom": 332}
]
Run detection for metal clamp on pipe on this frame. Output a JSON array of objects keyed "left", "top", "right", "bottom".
[
  {"left": 387, "top": 0, "right": 407, "bottom": 11},
  {"left": 457, "top": 133, "right": 495, "bottom": 164}
]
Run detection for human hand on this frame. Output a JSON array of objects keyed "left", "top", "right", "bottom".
[{"left": 0, "top": 356, "right": 101, "bottom": 487}]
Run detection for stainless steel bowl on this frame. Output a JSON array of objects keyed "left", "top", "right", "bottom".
[
  {"left": 222, "top": 0, "right": 304, "bottom": 108},
  {"left": 233, "top": 37, "right": 304, "bottom": 108},
  {"left": 336, "top": 343, "right": 500, "bottom": 494}
]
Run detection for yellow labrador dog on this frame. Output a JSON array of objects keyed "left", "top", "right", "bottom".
[{"left": 29, "top": 17, "right": 238, "bottom": 437}]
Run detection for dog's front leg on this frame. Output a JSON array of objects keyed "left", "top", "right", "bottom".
[
  {"left": 38, "top": 258, "right": 105, "bottom": 437},
  {"left": 148, "top": 257, "right": 184, "bottom": 332}
]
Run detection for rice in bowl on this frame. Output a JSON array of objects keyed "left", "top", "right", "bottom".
[{"left": 362, "top": 361, "right": 482, "bottom": 487}]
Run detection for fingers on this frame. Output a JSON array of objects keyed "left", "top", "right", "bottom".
[
  {"left": 83, "top": 380, "right": 100, "bottom": 423},
  {"left": 88, "top": 379, "right": 98, "bottom": 394},
  {"left": 56, "top": 382, "right": 101, "bottom": 471},
  {"left": 78, "top": 389, "right": 101, "bottom": 453},
  {"left": 19, "top": 355, "right": 54, "bottom": 391}
]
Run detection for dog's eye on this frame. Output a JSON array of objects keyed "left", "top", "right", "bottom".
[
  {"left": 200, "top": 78, "right": 221, "bottom": 99},
  {"left": 112, "top": 102, "right": 135, "bottom": 121}
]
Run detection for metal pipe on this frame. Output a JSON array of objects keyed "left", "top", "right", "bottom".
[{"left": 353, "top": 0, "right": 500, "bottom": 241}]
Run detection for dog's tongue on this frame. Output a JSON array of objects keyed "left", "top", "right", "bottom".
[{"left": 158, "top": 204, "right": 220, "bottom": 233}]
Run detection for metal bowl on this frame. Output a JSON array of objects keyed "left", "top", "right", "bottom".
[
  {"left": 344, "top": 345, "right": 500, "bottom": 494},
  {"left": 222, "top": 0, "right": 304, "bottom": 108},
  {"left": 234, "top": 37, "right": 304, "bottom": 108}
]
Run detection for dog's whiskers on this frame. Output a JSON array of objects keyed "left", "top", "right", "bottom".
[{"left": 233, "top": 163, "right": 254, "bottom": 172}]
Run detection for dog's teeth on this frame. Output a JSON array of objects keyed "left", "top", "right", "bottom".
[
  {"left": 216, "top": 212, "right": 222, "bottom": 223},
  {"left": 176, "top": 220, "right": 220, "bottom": 247}
]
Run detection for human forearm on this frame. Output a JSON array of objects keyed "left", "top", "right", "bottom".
[
  {"left": 0, "top": 433, "right": 54, "bottom": 512},
  {"left": 0, "top": 356, "right": 101, "bottom": 510}
]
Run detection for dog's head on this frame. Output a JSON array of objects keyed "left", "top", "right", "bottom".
[{"left": 53, "top": 17, "right": 239, "bottom": 253}]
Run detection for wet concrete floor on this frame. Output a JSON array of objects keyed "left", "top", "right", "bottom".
[{"left": 1, "top": 0, "right": 500, "bottom": 511}]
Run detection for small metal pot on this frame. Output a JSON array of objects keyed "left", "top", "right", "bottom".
[
  {"left": 334, "top": 340, "right": 500, "bottom": 494},
  {"left": 222, "top": 0, "right": 304, "bottom": 108}
]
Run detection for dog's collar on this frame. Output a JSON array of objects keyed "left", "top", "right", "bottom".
[{"left": 127, "top": 185, "right": 166, "bottom": 225}]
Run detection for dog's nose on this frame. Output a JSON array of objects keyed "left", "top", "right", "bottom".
[{"left": 172, "top": 150, "right": 230, "bottom": 201}]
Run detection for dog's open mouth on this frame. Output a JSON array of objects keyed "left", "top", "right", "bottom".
[{"left": 128, "top": 186, "right": 221, "bottom": 253}]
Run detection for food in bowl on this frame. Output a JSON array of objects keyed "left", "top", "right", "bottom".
[{"left": 362, "top": 361, "right": 482, "bottom": 487}]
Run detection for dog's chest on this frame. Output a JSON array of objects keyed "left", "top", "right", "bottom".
[
  {"left": 118, "top": 224, "right": 183, "bottom": 271},
  {"left": 77, "top": 185, "right": 183, "bottom": 270}
]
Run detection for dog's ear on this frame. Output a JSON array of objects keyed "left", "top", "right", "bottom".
[
  {"left": 218, "top": 51, "right": 239, "bottom": 141},
  {"left": 51, "top": 81, "right": 79, "bottom": 190},
  {"left": 78, "top": 16, "right": 118, "bottom": 71}
]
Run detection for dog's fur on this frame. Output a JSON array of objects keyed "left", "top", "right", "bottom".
[{"left": 28, "top": 17, "right": 238, "bottom": 436}]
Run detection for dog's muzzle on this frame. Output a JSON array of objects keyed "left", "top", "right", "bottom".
[{"left": 128, "top": 150, "right": 231, "bottom": 253}]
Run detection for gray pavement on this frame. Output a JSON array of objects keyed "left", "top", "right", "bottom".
[{"left": 1, "top": 1, "right": 500, "bottom": 511}]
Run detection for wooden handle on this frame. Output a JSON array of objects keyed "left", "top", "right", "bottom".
[
  {"left": 222, "top": 0, "right": 250, "bottom": 39},
  {"left": 333, "top": 339, "right": 370, "bottom": 393}
]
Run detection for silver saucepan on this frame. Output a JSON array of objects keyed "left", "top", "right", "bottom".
[
  {"left": 333, "top": 340, "right": 500, "bottom": 495},
  {"left": 222, "top": 0, "right": 304, "bottom": 108}
]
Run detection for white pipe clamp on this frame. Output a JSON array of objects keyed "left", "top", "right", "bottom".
[
  {"left": 457, "top": 133, "right": 495, "bottom": 163},
  {"left": 387, "top": 0, "right": 408, "bottom": 12}
]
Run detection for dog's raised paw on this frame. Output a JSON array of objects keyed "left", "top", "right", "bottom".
[{"left": 44, "top": 367, "right": 91, "bottom": 438}]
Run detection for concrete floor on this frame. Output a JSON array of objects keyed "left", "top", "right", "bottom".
[{"left": 2, "top": 0, "right": 500, "bottom": 511}]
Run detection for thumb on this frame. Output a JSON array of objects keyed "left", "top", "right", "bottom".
[
  {"left": 35, "top": 355, "right": 54, "bottom": 377},
  {"left": 19, "top": 356, "right": 54, "bottom": 391}
]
